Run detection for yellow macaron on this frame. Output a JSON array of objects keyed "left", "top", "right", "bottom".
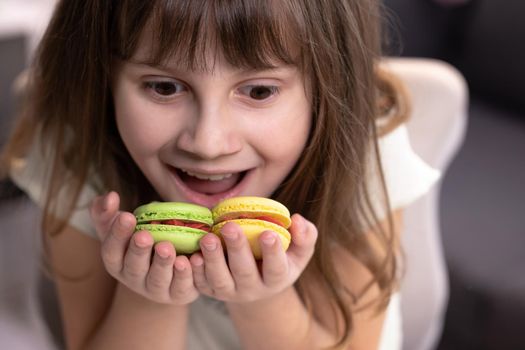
[{"left": 211, "top": 196, "right": 292, "bottom": 258}]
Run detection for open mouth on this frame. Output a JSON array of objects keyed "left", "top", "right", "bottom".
[{"left": 168, "top": 166, "right": 250, "bottom": 207}]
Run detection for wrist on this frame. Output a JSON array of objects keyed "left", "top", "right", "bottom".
[
  {"left": 224, "top": 286, "right": 333, "bottom": 349},
  {"left": 117, "top": 282, "right": 190, "bottom": 311},
  {"left": 86, "top": 282, "right": 190, "bottom": 350},
  {"left": 225, "top": 286, "right": 295, "bottom": 313},
  {"left": 225, "top": 286, "right": 309, "bottom": 332}
]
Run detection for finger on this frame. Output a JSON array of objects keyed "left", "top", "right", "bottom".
[
  {"left": 190, "top": 253, "right": 213, "bottom": 295},
  {"left": 199, "top": 233, "right": 235, "bottom": 297},
  {"left": 90, "top": 191, "right": 120, "bottom": 240},
  {"left": 221, "top": 223, "right": 261, "bottom": 290},
  {"left": 100, "top": 211, "right": 137, "bottom": 276},
  {"left": 260, "top": 230, "right": 289, "bottom": 288},
  {"left": 121, "top": 230, "right": 154, "bottom": 289},
  {"left": 286, "top": 214, "right": 318, "bottom": 265},
  {"left": 145, "top": 242, "right": 176, "bottom": 302},
  {"left": 170, "top": 256, "right": 198, "bottom": 304}
]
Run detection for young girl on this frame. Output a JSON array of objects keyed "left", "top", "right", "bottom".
[{"left": 2, "top": 0, "right": 439, "bottom": 349}]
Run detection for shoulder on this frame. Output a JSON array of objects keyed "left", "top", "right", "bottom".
[
  {"left": 309, "top": 209, "right": 403, "bottom": 349},
  {"left": 368, "top": 60, "right": 444, "bottom": 215},
  {"left": 333, "top": 209, "right": 403, "bottom": 300},
  {"left": 365, "top": 122, "right": 440, "bottom": 223},
  {"left": 9, "top": 132, "right": 102, "bottom": 239},
  {"left": 373, "top": 124, "right": 441, "bottom": 211},
  {"left": 370, "top": 58, "right": 469, "bottom": 214}
]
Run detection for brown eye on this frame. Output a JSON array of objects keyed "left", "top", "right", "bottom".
[
  {"left": 250, "top": 86, "right": 273, "bottom": 100},
  {"left": 239, "top": 85, "right": 278, "bottom": 101},
  {"left": 144, "top": 80, "right": 186, "bottom": 99},
  {"left": 153, "top": 82, "right": 177, "bottom": 95}
]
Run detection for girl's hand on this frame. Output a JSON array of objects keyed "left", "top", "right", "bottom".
[
  {"left": 190, "top": 214, "right": 318, "bottom": 303},
  {"left": 89, "top": 191, "right": 199, "bottom": 305}
]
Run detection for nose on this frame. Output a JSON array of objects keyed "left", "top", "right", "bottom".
[{"left": 176, "top": 104, "right": 242, "bottom": 160}]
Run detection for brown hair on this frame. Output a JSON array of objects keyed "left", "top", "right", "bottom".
[{"left": 1, "top": 0, "right": 408, "bottom": 347}]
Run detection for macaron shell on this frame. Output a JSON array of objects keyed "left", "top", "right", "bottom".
[
  {"left": 134, "top": 202, "right": 213, "bottom": 226},
  {"left": 212, "top": 196, "right": 291, "bottom": 228},
  {"left": 212, "top": 219, "right": 291, "bottom": 259},
  {"left": 135, "top": 224, "right": 207, "bottom": 254}
]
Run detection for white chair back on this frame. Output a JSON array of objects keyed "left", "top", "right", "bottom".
[{"left": 385, "top": 58, "right": 469, "bottom": 350}]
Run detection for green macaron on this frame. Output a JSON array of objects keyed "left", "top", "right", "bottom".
[{"left": 133, "top": 202, "right": 213, "bottom": 254}]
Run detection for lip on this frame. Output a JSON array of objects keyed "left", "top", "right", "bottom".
[{"left": 167, "top": 165, "right": 254, "bottom": 208}]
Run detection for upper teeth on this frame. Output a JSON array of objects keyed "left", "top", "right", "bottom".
[{"left": 181, "top": 169, "right": 233, "bottom": 181}]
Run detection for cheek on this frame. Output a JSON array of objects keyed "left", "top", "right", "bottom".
[
  {"left": 114, "top": 86, "right": 172, "bottom": 158},
  {"left": 253, "top": 101, "right": 311, "bottom": 165},
  {"left": 274, "top": 95, "right": 311, "bottom": 155},
  {"left": 115, "top": 105, "right": 152, "bottom": 157},
  {"left": 274, "top": 120, "right": 309, "bottom": 158}
]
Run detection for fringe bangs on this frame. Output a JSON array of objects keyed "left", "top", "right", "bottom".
[{"left": 113, "top": 0, "right": 304, "bottom": 72}]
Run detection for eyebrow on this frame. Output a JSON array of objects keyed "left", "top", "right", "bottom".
[
  {"left": 127, "top": 57, "right": 294, "bottom": 76},
  {"left": 128, "top": 58, "right": 169, "bottom": 70}
]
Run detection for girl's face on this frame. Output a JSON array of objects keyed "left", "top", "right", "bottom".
[{"left": 113, "top": 43, "right": 311, "bottom": 208}]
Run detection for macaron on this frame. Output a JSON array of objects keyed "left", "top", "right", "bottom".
[
  {"left": 133, "top": 202, "right": 213, "bottom": 254},
  {"left": 211, "top": 196, "right": 292, "bottom": 258}
]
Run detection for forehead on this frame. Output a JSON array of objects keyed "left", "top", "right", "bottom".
[{"left": 114, "top": 0, "right": 305, "bottom": 73}]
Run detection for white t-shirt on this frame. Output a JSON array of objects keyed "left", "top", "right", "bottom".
[{"left": 9, "top": 124, "right": 439, "bottom": 350}]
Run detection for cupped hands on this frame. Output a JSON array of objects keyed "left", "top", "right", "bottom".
[
  {"left": 191, "top": 215, "right": 318, "bottom": 303},
  {"left": 90, "top": 191, "right": 318, "bottom": 306},
  {"left": 90, "top": 191, "right": 198, "bottom": 305}
]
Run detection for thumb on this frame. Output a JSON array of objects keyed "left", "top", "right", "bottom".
[
  {"left": 90, "top": 191, "right": 121, "bottom": 240},
  {"left": 286, "top": 214, "right": 318, "bottom": 266}
]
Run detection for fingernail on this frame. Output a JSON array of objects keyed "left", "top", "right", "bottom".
[
  {"left": 222, "top": 230, "right": 238, "bottom": 242},
  {"left": 175, "top": 261, "right": 186, "bottom": 271},
  {"left": 262, "top": 233, "right": 276, "bottom": 246},
  {"left": 202, "top": 241, "right": 217, "bottom": 251},
  {"left": 134, "top": 234, "right": 150, "bottom": 248},
  {"left": 192, "top": 255, "right": 204, "bottom": 267},
  {"left": 102, "top": 194, "right": 110, "bottom": 211},
  {"left": 293, "top": 214, "right": 304, "bottom": 230},
  {"left": 119, "top": 215, "right": 134, "bottom": 230},
  {"left": 157, "top": 246, "right": 171, "bottom": 259}
]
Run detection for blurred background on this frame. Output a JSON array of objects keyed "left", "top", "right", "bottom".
[
  {"left": 1, "top": 0, "right": 524, "bottom": 349},
  {"left": 382, "top": 0, "right": 525, "bottom": 349}
]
